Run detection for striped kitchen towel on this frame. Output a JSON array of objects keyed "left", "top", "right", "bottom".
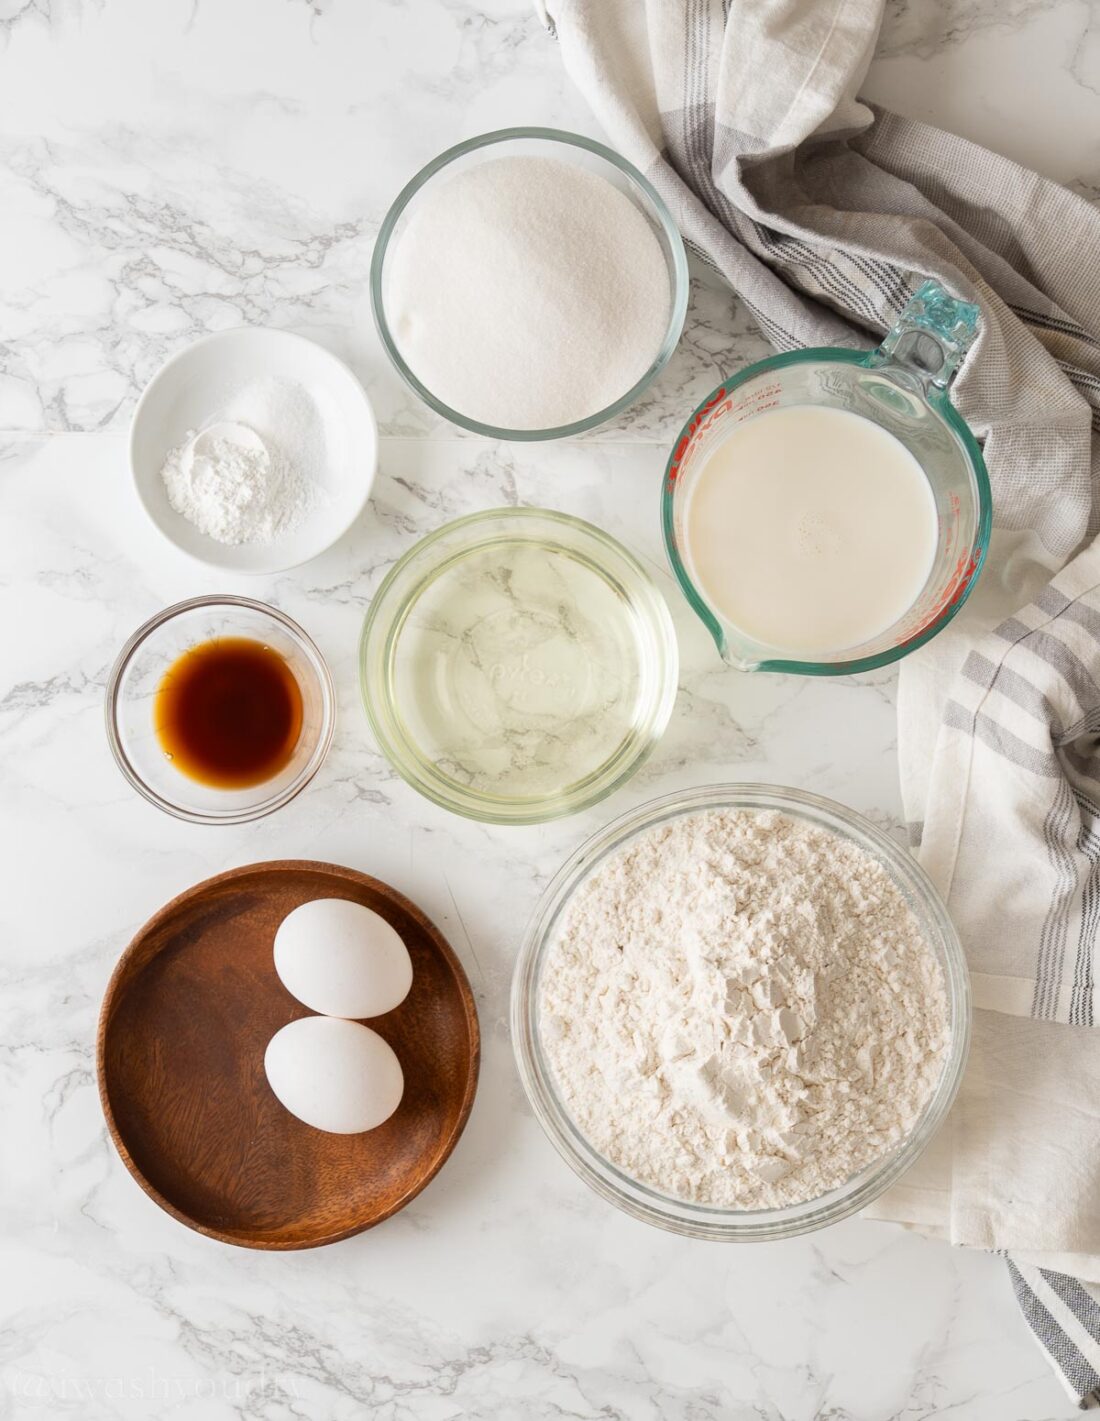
[
  {"left": 539, "top": 0, "right": 1100, "bottom": 1402},
  {"left": 873, "top": 546, "right": 1100, "bottom": 1403}
]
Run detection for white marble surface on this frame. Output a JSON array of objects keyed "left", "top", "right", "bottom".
[{"left": 1, "top": 1, "right": 1098, "bottom": 1416}]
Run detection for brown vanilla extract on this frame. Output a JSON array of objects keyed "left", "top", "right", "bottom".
[{"left": 155, "top": 637, "right": 304, "bottom": 789}]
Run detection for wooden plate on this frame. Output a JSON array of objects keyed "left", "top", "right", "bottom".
[{"left": 97, "top": 860, "right": 480, "bottom": 1249}]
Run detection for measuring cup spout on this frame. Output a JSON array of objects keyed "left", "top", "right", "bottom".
[
  {"left": 706, "top": 617, "right": 766, "bottom": 672},
  {"left": 686, "top": 596, "right": 761, "bottom": 670},
  {"left": 872, "top": 279, "right": 980, "bottom": 393},
  {"left": 718, "top": 637, "right": 764, "bottom": 672}
]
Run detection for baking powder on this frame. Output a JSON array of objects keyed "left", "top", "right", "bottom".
[{"left": 160, "top": 376, "right": 324, "bottom": 545}]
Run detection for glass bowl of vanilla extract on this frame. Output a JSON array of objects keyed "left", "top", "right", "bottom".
[{"left": 106, "top": 596, "right": 335, "bottom": 824}]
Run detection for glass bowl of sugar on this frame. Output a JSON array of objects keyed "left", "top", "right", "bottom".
[
  {"left": 370, "top": 127, "right": 689, "bottom": 440},
  {"left": 512, "top": 783, "right": 971, "bottom": 1240}
]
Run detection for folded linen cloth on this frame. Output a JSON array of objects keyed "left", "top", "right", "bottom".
[{"left": 537, "top": 0, "right": 1100, "bottom": 1402}]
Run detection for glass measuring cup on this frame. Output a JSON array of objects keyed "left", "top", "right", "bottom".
[{"left": 662, "top": 280, "right": 991, "bottom": 674}]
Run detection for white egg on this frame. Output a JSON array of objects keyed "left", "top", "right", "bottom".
[
  {"left": 273, "top": 898, "right": 413, "bottom": 1019},
  {"left": 264, "top": 1016, "right": 404, "bottom": 1134}
]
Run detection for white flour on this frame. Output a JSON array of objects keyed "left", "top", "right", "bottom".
[
  {"left": 540, "top": 809, "right": 949, "bottom": 1209},
  {"left": 387, "top": 155, "right": 671, "bottom": 430},
  {"left": 161, "top": 376, "right": 324, "bottom": 545}
]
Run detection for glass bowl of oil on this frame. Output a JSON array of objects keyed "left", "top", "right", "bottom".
[
  {"left": 106, "top": 595, "right": 336, "bottom": 824},
  {"left": 359, "top": 508, "right": 679, "bottom": 825}
]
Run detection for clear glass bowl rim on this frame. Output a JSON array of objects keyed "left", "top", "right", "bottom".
[
  {"left": 370, "top": 126, "right": 691, "bottom": 441},
  {"left": 358, "top": 507, "right": 680, "bottom": 825},
  {"left": 661, "top": 348, "right": 994, "bottom": 675},
  {"left": 105, "top": 594, "right": 336, "bottom": 825},
  {"left": 511, "top": 782, "right": 972, "bottom": 1240}
]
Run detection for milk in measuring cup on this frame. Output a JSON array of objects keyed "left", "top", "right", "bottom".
[{"left": 683, "top": 405, "right": 937, "bottom": 656}]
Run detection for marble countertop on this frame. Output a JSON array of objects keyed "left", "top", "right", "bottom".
[{"left": 2, "top": 2, "right": 1098, "bottom": 1417}]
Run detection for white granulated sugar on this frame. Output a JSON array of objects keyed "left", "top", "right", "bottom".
[
  {"left": 161, "top": 376, "right": 327, "bottom": 546},
  {"left": 387, "top": 155, "right": 672, "bottom": 430},
  {"left": 539, "top": 809, "right": 949, "bottom": 1210}
]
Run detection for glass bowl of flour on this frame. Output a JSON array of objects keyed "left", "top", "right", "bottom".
[
  {"left": 512, "top": 784, "right": 970, "bottom": 1240},
  {"left": 371, "top": 128, "right": 689, "bottom": 440}
]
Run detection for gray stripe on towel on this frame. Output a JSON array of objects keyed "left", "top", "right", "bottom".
[
  {"left": 1057, "top": 597, "right": 1100, "bottom": 648},
  {"left": 1041, "top": 1269, "right": 1100, "bottom": 1341},
  {"left": 995, "top": 617, "right": 1036, "bottom": 646},
  {"left": 1006, "top": 628, "right": 1100, "bottom": 718},
  {"left": 1034, "top": 777, "right": 1078, "bottom": 1020},
  {"left": 1055, "top": 705, "right": 1100, "bottom": 749},
  {"left": 944, "top": 700, "right": 1061, "bottom": 777},
  {"left": 1035, "top": 584, "right": 1073, "bottom": 617},
  {"left": 1008, "top": 1261, "right": 1100, "bottom": 1407},
  {"left": 962, "top": 651, "right": 1060, "bottom": 732},
  {"left": 1071, "top": 823, "right": 1100, "bottom": 1027}
]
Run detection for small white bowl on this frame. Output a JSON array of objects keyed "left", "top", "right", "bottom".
[{"left": 130, "top": 328, "right": 378, "bottom": 575}]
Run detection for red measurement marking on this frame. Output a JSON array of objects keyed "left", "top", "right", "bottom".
[
  {"left": 668, "top": 382, "right": 782, "bottom": 487},
  {"left": 667, "top": 386, "right": 729, "bottom": 486},
  {"left": 895, "top": 546, "right": 982, "bottom": 648}
]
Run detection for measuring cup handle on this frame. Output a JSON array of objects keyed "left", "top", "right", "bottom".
[{"left": 872, "top": 279, "right": 980, "bottom": 391}]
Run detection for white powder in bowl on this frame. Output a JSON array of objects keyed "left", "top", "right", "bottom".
[
  {"left": 539, "top": 808, "right": 950, "bottom": 1210},
  {"left": 385, "top": 155, "right": 672, "bottom": 430},
  {"left": 160, "top": 376, "right": 326, "bottom": 545}
]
